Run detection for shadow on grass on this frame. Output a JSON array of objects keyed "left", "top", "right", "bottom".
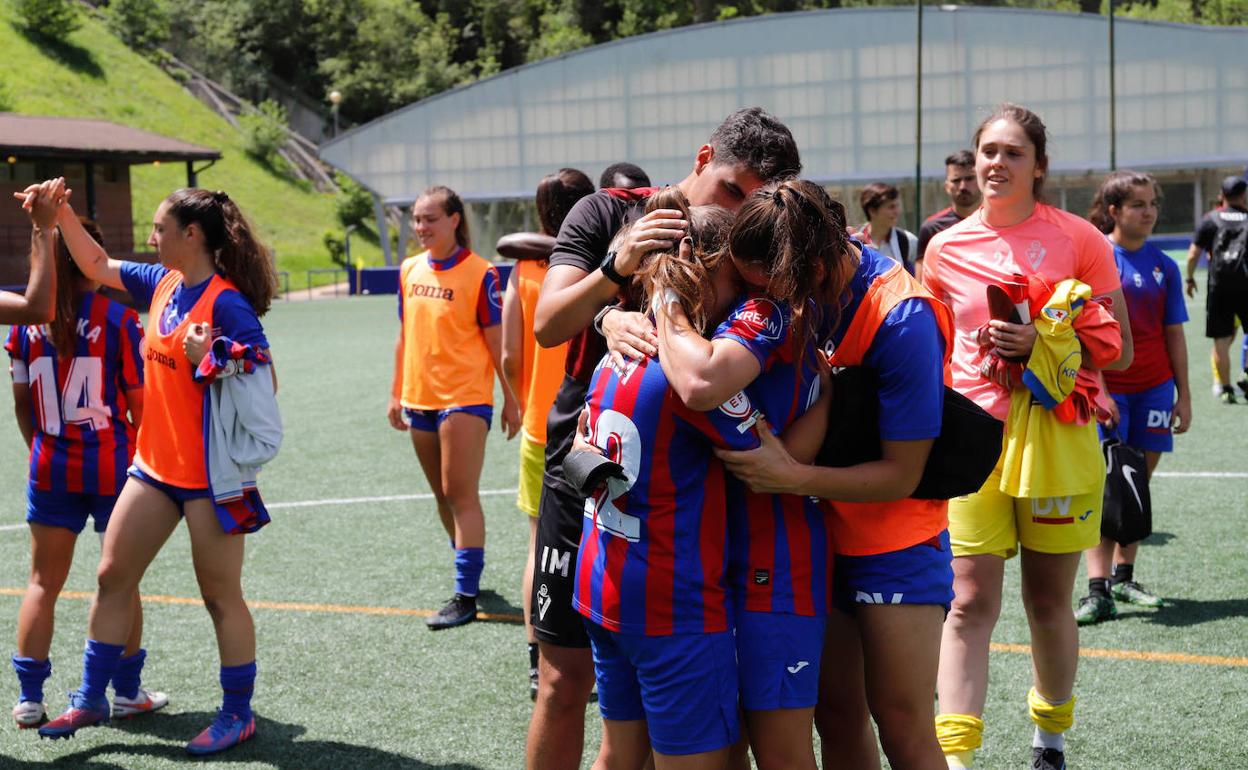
[
  {"left": 25, "top": 711, "right": 486, "bottom": 769},
  {"left": 476, "top": 588, "right": 522, "bottom": 621},
  {"left": 1142, "top": 530, "right": 1176, "bottom": 546},
  {"left": 18, "top": 28, "right": 104, "bottom": 79},
  {"left": 1137, "top": 596, "right": 1248, "bottom": 628}
]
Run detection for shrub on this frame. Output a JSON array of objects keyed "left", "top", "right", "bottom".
[
  {"left": 106, "top": 0, "right": 171, "bottom": 52},
  {"left": 334, "top": 173, "right": 373, "bottom": 228},
  {"left": 15, "top": 0, "right": 80, "bottom": 39},
  {"left": 323, "top": 230, "right": 347, "bottom": 267},
  {"left": 238, "top": 99, "right": 288, "bottom": 164}
]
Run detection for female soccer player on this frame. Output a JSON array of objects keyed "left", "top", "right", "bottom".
[
  {"left": 576, "top": 189, "right": 769, "bottom": 770},
  {"left": 8, "top": 191, "right": 164, "bottom": 729},
  {"left": 1076, "top": 171, "right": 1190, "bottom": 624},
  {"left": 501, "top": 168, "right": 594, "bottom": 695},
  {"left": 38, "top": 186, "right": 279, "bottom": 756},
  {"left": 855, "top": 182, "right": 920, "bottom": 275},
  {"left": 921, "top": 104, "right": 1132, "bottom": 770},
  {"left": 713, "top": 180, "right": 954, "bottom": 770},
  {"left": 388, "top": 185, "right": 520, "bottom": 630}
]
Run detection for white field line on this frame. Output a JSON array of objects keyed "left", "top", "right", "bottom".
[{"left": 1, "top": 472, "right": 1239, "bottom": 532}]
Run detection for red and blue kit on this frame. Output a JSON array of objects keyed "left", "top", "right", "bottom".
[
  {"left": 6, "top": 293, "right": 144, "bottom": 495},
  {"left": 713, "top": 295, "right": 832, "bottom": 616},
  {"left": 574, "top": 353, "right": 763, "bottom": 637}
]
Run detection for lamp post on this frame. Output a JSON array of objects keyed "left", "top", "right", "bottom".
[{"left": 329, "top": 90, "right": 342, "bottom": 138}]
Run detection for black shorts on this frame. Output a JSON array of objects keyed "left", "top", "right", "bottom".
[
  {"left": 531, "top": 374, "right": 592, "bottom": 648},
  {"left": 1206, "top": 288, "right": 1248, "bottom": 340}
]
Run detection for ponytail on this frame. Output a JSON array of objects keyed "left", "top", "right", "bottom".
[
  {"left": 420, "top": 185, "right": 472, "bottom": 250},
  {"left": 165, "top": 188, "right": 278, "bottom": 316},
  {"left": 48, "top": 218, "right": 101, "bottom": 356}
]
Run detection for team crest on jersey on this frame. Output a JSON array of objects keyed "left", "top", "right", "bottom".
[
  {"left": 1042, "top": 306, "right": 1068, "bottom": 322},
  {"left": 1026, "top": 240, "right": 1046, "bottom": 270},
  {"left": 1153, "top": 266, "right": 1164, "bottom": 285},
  {"left": 488, "top": 279, "right": 503, "bottom": 309},
  {"left": 718, "top": 391, "right": 762, "bottom": 433}
]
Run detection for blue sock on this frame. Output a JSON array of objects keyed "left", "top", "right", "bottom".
[
  {"left": 78, "top": 639, "right": 125, "bottom": 705},
  {"left": 111, "top": 649, "right": 146, "bottom": 700},
  {"left": 454, "top": 547, "right": 485, "bottom": 597},
  {"left": 13, "top": 656, "right": 51, "bottom": 704},
  {"left": 220, "top": 661, "right": 256, "bottom": 720}
]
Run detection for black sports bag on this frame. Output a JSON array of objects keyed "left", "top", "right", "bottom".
[{"left": 1100, "top": 438, "right": 1152, "bottom": 546}]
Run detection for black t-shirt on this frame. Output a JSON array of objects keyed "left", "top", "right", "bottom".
[
  {"left": 917, "top": 206, "right": 965, "bottom": 261},
  {"left": 1193, "top": 206, "right": 1248, "bottom": 292},
  {"left": 543, "top": 187, "right": 656, "bottom": 492}
]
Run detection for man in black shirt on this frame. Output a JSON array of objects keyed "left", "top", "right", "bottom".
[
  {"left": 916, "top": 149, "right": 980, "bottom": 278},
  {"left": 525, "top": 107, "right": 800, "bottom": 770},
  {"left": 1187, "top": 175, "right": 1248, "bottom": 403}
]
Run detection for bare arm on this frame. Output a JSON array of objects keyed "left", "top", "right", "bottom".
[
  {"left": 125, "top": 387, "right": 144, "bottom": 430},
  {"left": 500, "top": 268, "right": 524, "bottom": 401},
  {"left": 483, "top": 323, "right": 521, "bottom": 440},
  {"left": 387, "top": 329, "right": 406, "bottom": 431},
  {"left": 778, "top": 371, "right": 831, "bottom": 464},
  {"left": 717, "top": 424, "right": 933, "bottom": 502},
  {"left": 12, "top": 383, "right": 34, "bottom": 448},
  {"left": 1164, "top": 323, "right": 1192, "bottom": 434},
  {"left": 1185, "top": 244, "right": 1201, "bottom": 298},
  {"left": 1101, "top": 287, "right": 1134, "bottom": 371},
  {"left": 1, "top": 179, "right": 63, "bottom": 324},
  {"left": 654, "top": 300, "right": 761, "bottom": 411},
  {"left": 56, "top": 196, "right": 125, "bottom": 290}
]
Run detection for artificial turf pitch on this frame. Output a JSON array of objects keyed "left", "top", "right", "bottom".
[{"left": 0, "top": 294, "right": 1245, "bottom": 769}]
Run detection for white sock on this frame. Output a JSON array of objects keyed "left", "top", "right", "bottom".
[
  {"left": 1033, "top": 726, "right": 1065, "bottom": 751},
  {"left": 945, "top": 749, "right": 975, "bottom": 768}
]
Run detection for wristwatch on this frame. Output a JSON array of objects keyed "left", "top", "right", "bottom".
[{"left": 600, "top": 250, "right": 628, "bottom": 286}]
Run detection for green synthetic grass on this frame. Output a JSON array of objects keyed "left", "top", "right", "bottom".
[
  {"left": 0, "top": 294, "right": 1245, "bottom": 769},
  {"left": 0, "top": 0, "right": 383, "bottom": 289}
]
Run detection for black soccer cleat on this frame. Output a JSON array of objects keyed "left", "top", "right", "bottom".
[
  {"left": 1032, "top": 747, "right": 1067, "bottom": 770},
  {"left": 426, "top": 593, "right": 477, "bottom": 630}
]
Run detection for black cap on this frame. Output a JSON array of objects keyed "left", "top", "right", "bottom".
[{"left": 1221, "top": 175, "right": 1247, "bottom": 198}]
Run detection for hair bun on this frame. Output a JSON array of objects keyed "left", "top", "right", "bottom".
[{"left": 212, "top": 190, "right": 230, "bottom": 204}]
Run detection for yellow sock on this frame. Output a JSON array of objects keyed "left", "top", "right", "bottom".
[
  {"left": 1027, "top": 687, "right": 1075, "bottom": 733},
  {"left": 936, "top": 713, "right": 984, "bottom": 762}
]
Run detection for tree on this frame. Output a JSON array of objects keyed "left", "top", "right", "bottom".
[
  {"left": 335, "top": 173, "right": 374, "bottom": 229},
  {"left": 106, "top": 0, "right": 171, "bottom": 52},
  {"left": 15, "top": 0, "right": 80, "bottom": 39},
  {"left": 238, "top": 100, "right": 289, "bottom": 166}
]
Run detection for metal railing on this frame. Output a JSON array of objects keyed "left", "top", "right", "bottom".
[{"left": 305, "top": 268, "right": 348, "bottom": 299}]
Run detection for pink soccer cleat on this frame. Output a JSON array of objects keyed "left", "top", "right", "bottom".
[
  {"left": 185, "top": 710, "right": 256, "bottom": 755},
  {"left": 37, "top": 693, "right": 109, "bottom": 739}
]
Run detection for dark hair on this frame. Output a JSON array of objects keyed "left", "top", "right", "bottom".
[
  {"left": 859, "top": 182, "right": 899, "bottom": 219},
  {"left": 945, "top": 149, "right": 975, "bottom": 168},
  {"left": 973, "top": 103, "right": 1049, "bottom": 199},
  {"left": 536, "top": 168, "right": 595, "bottom": 237},
  {"left": 728, "top": 179, "right": 857, "bottom": 351},
  {"left": 165, "top": 188, "right": 278, "bottom": 316},
  {"left": 418, "top": 185, "right": 471, "bottom": 250},
  {"left": 599, "top": 162, "right": 651, "bottom": 190},
  {"left": 49, "top": 218, "right": 103, "bottom": 355},
  {"left": 707, "top": 107, "right": 802, "bottom": 183},
  {"left": 1088, "top": 171, "right": 1162, "bottom": 234},
  {"left": 630, "top": 187, "right": 733, "bottom": 334}
]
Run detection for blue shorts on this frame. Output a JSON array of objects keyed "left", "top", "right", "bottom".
[
  {"left": 834, "top": 529, "right": 954, "bottom": 614},
  {"left": 585, "top": 621, "right": 740, "bottom": 756},
  {"left": 735, "top": 610, "right": 826, "bottom": 711},
  {"left": 1101, "top": 379, "right": 1175, "bottom": 454},
  {"left": 404, "top": 405, "right": 492, "bottom": 432},
  {"left": 26, "top": 483, "right": 117, "bottom": 534},
  {"left": 128, "top": 466, "right": 211, "bottom": 513}
]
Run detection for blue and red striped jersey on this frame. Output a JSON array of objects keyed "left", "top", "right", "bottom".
[
  {"left": 5, "top": 292, "right": 144, "bottom": 495},
  {"left": 574, "top": 351, "right": 763, "bottom": 636},
  {"left": 715, "top": 295, "right": 834, "bottom": 616}
]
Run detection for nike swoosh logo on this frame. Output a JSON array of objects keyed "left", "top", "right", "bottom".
[
  {"left": 786, "top": 661, "right": 810, "bottom": 674},
  {"left": 1122, "top": 465, "right": 1144, "bottom": 512}
]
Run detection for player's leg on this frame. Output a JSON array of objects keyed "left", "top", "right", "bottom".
[
  {"left": 583, "top": 620, "right": 649, "bottom": 770},
  {"left": 184, "top": 496, "right": 257, "bottom": 755},
  {"left": 595, "top": 719, "right": 651, "bottom": 770},
  {"left": 518, "top": 436, "right": 544, "bottom": 697},
  {"left": 425, "top": 410, "right": 489, "bottom": 629},
  {"left": 41, "top": 479, "right": 179, "bottom": 738},
  {"left": 1209, "top": 290, "right": 1237, "bottom": 401},
  {"left": 1078, "top": 393, "right": 1134, "bottom": 625},
  {"left": 744, "top": 708, "right": 816, "bottom": 770},
  {"left": 13, "top": 521, "right": 76, "bottom": 727},
  {"left": 409, "top": 415, "right": 454, "bottom": 541},
  {"left": 813, "top": 610, "right": 879, "bottom": 770},
  {"left": 1019, "top": 548, "right": 1082, "bottom": 766},
  {"left": 529, "top": 641, "right": 597, "bottom": 770},
  {"left": 737, "top": 610, "right": 822, "bottom": 770}
]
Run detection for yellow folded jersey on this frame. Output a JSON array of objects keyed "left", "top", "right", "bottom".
[{"left": 1000, "top": 279, "right": 1103, "bottom": 498}]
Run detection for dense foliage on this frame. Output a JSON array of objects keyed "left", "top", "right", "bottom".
[
  {"left": 137, "top": 0, "right": 1247, "bottom": 125},
  {"left": 15, "top": 0, "right": 80, "bottom": 38}
]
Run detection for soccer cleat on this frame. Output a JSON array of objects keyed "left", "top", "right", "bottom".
[
  {"left": 1032, "top": 747, "right": 1066, "bottom": 770},
  {"left": 37, "top": 692, "right": 110, "bottom": 739},
  {"left": 185, "top": 709, "right": 256, "bottom": 755},
  {"left": 1219, "top": 387, "right": 1238, "bottom": 405},
  {"left": 1236, "top": 376, "right": 1248, "bottom": 399},
  {"left": 1074, "top": 594, "right": 1117, "bottom": 625},
  {"left": 426, "top": 593, "right": 477, "bottom": 630},
  {"left": 1111, "top": 580, "right": 1164, "bottom": 608},
  {"left": 13, "top": 700, "right": 48, "bottom": 729},
  {"left": 111, "top": 688, "right": 169, "bottom": 719}
]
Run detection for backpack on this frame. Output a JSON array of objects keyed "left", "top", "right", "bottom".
[{"left": 1209, "top": 210, "right": 1248, "bottom": 292}]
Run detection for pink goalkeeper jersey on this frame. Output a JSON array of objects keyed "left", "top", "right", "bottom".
[{"left": 921, "top": 203, "right": 1120, "bottom": 420}]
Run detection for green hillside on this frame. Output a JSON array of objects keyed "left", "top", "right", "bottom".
[{"left": 0, "top": 0, "right": 382, "bottom": 288}]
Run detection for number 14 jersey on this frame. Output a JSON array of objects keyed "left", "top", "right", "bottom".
[{"left": 5, "top": 292, "right": 144, "bottom": 494}]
